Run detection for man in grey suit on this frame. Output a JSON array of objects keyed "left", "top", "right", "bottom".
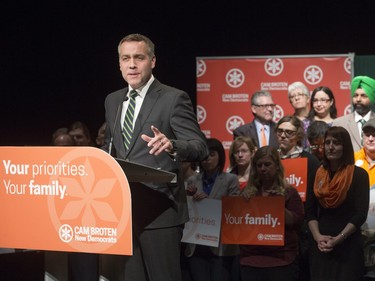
[
  {"left": 102, "top": 34, "right": 208, "bottom": 281},
  {"left": 332, "top": 75, "right": 375, "bottom": 152},
  {"left": 233, "top": 91, "right": 279, "bottom": 149}
]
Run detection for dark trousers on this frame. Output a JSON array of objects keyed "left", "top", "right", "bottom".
[
  {"left": 68, "top": 253, "right": 98, "bottom": 281},
  {"left": 124, "top": 225, "right": 183, "bottom": 281},
  {"left": 188, "top": 245, "right": 234, "bottom": 281},
  {"left": 241, "top": 260, "right": 299, "bottom": 281}
]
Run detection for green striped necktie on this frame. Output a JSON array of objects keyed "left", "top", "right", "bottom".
[{"left": 122, "top": 90, "right": 138, "bottom": 150}]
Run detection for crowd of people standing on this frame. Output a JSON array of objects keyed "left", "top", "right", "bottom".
[
  {"left": 182, "top": 76, "right": 375, "bottom": 281},
  {"left": 45, "top": 33, "right": 375, "bottom": 281}
]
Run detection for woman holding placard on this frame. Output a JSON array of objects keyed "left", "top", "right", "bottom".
[
  {"left": 240, "top": 146, "right": 304, "bottom": 281},
  {"left": 185, "top": 138, "right": 240, "bottom": 281}
]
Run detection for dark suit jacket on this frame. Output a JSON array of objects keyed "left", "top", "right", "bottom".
[
  {"left": 233, "top": 119, "right": 279, "bottom": 149},
  {"left": 332, "top": 112, "right": 375, "bottom": 152},
  {"left": 103, "top": 79, "right": 208, "bottom": 229}
]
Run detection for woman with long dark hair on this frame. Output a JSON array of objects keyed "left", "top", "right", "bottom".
[
  {"left": 307, "top": 86, "right": 337, "bottom": 126},
  {"left": 306, "top": 126, "right": 369, "bottom": 281},
  {"left": 185, "top": 138, "right": 240, "bottom": 281}
]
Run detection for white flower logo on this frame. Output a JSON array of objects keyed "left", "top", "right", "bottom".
[
  {"left": 304, "top": 65, "right": 323, "bottom": 85},
  {"left": 59, "top": 224, "right": 73, "bottom": 243},
  {"left": 197, "top": 60, "right": 207, "bottom": 78},
  {"left": 226, "top": 68, "right": 245, "bottom": 88},
  {"left": 226, "top": 116, "right": 245, "bottom": 134},
  {"left": 197, "top": 105, "right": 207, "bottom": 124},
  {"left": 264, "top": 58, "right": 283, "bottom": 76},
  {"left": 344, "top": 57, "right": 352, "bottom": 74},
  {"left": 273, "top": 105, "right": 284, "bottom": 123}
]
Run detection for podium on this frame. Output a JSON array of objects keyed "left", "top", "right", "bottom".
[
  {"left": 115, "top": 158, "right": 177, "bottom": 183},
  {"left": 100, "top": 159, "right": 177, "bottom": 281},
  {"left": 0, "top": 147, "right": 177, "bottom": 280},
  {"left": 48, "top": 158, "right": 178, "bottom": 280},
  {"left": 45, "top": 154, "right": 178, "bottom": 280}
]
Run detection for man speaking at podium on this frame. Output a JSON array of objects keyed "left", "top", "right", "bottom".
[{"left": 102, "top": 33, "right": 208, "bottom": 281}]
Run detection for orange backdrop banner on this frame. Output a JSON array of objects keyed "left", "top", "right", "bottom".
[
  {"left": 221, "top": 196, "right": 285, "bottom": 246},
  {"left": 282, "top": 158, "right": 308, "bottom": 202},
  {"left": 196, "top": 54, "right": 353, "bottom": 170},
  {"left": 0, "top": 147, "right": 132, "bottom": 255}
]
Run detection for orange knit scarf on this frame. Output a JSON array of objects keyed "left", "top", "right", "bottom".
[{"left": 313, "top": 165, "right": 354, "bottom": 208}]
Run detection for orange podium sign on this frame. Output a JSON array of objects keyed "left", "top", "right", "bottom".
[
  {"left": 282, "top": 158, "right": 308, "bottom": 202},
  {"left": 0, "top": 146, "right": 132, "bottom": 255},
  {"left": 221, "top": 196, "right": 285, "bottom": 246}
]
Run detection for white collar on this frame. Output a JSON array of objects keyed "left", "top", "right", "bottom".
[
  {"left": 129, "top": 75, "right": 155, "bottom": 99},
  {"left": 354, "top": 110, "right": 371, "bottom": 123}
]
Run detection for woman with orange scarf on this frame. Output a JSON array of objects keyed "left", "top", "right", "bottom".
[{"left": 306, "top": 126, "right": 369, "bottom": 281}]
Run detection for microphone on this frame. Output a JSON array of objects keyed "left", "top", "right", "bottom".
[{"left": 109, "top": 92, "right": 128, "bottom": 155}]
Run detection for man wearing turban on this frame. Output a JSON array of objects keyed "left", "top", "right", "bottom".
[{"left": 333, "top": 75, "right": 375, "bottom": 152}]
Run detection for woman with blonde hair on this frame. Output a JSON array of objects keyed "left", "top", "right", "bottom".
[{"left": 240, "top": 146, "right": 304, "bottom": 281}]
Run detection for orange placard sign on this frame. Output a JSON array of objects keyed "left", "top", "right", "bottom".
[
  {"left": 282, "top": 158, "right": 308, "bottom": 202},
  {"left": 0, "top": 147, "right": 132, "bottom": 255},
  {"left": 221, "top": 196, "right": 284, "bottom": 246}
]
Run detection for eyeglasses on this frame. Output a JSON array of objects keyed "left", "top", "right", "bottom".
[
  {"left": 310, "top": 144, "right": 324, "bottom": 150},
  {"left": 312, "top": 98, "right": 330, "bottom": 104},
  {"left": 276, "top": 128, "right": 297, "bottom": 137},
  {"left": 289, "top": 93, "right": 307, "bottom": 100},
  {"left": 363, "top": 131, "right": 375, "bottom": 138},
  {"left": 253, "top": 104, "right": 276, "bottom": 109}
]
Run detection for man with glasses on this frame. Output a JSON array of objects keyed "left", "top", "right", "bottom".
[
  {"left": 333, "top": 76, "right": 375, "bottom": 152},
  {"left": 233, "top": 91, "right": 279, "bottom": 149},
  {"left": 355, "top": 118, "right": 375, "bottom": 187},
  {"left": 354, "top": 117, "right": 375, "bottom": 280}
]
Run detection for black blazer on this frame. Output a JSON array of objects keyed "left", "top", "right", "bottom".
[
  {"left": 103, "top": 79, "right": 208, "bottom": 229},
  {"left": 233, "top": 119, "right": 279, "bottom": 149}
]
